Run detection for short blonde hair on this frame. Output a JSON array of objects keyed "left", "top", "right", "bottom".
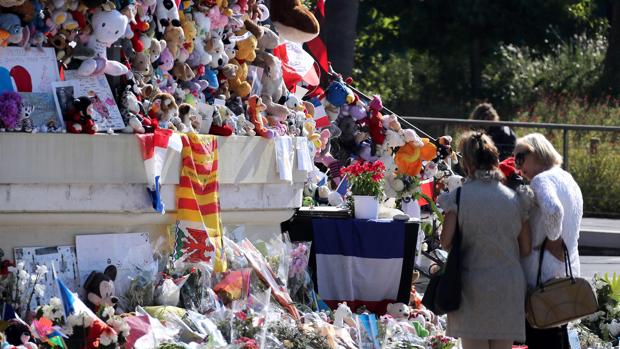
[{"left": 515, "top": 133, "right": 563, "bottom": 168}]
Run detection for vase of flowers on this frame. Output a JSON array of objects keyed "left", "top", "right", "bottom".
[{"left": 341, "top": 160, "right": 386, "bottom": 220}]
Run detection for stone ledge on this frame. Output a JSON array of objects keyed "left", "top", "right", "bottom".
[{"left": 0, "top": 133, "right": 308, "bottom": 185}]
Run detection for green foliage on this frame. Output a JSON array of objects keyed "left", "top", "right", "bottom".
[
  {"left": 602, "top": 272, "right": 620, "bottom": 302},
  {"left": 483, "top": 32, "right": 608, "bottom": 115}
]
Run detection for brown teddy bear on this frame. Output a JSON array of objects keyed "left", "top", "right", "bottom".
[
  {"left": 132, "top": 51, "right": 153, "bottom": 83},
  {"left": 228, "top": 29, "right": 257, "bottom": 98},
  {"left": 163, "top": 25, "right": 185, "bottom": 60},
  {"left": 171, "top": 62, "right": 195, "bottom": 82},
  {"left": 270, "top": 0, "right": 319, "bottom": 43},
  {"left": 149, "top": 92, "right": 178, "bottom": 128}
]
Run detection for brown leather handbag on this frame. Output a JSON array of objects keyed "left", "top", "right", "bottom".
[{"left": 525, "top": 238, "right": 598, "bottom": 329}]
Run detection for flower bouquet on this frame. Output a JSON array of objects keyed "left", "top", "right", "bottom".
[
  {"left": 392, "top": 174, "right": 443, "bottom": 222},
  {"left": 341, "top": 160, "right": 386, "bottom": 219},
  {"left": 577, "top": 273, "right": 620, "bottom": 346},
  {"left": 0, "top": 261, "right": 49, "bottom": 318}
]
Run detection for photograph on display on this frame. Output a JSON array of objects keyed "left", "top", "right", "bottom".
[
  {"left": 18, "top": 92, "right": 65, "bottom": 132},
  {"left": 0, "top": 47, "right": 60, "bottom": 94},
  {"left": 53, "top": 71, "right": 126, "bottom": 131}
]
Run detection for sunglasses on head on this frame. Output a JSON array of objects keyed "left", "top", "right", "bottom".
[{"left": 514, "top": 151, "right": 529, "bottom": 167}]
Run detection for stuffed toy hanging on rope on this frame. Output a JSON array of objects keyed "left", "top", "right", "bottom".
[
  {"left": 270, "top": 0, "right": 319, "bottom": 43},
  {"left": 78, "top": 9, "right": 130, "bottom": 76}
]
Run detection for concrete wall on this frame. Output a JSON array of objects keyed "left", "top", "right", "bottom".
[{"left": 0, "top": 134, "right": 306, "bottom": 257}]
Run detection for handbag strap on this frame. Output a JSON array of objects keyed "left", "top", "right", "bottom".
[
  {"left": 536, "top": 238, "right": 574, "bottom": 289},
  {"left": 454, "top": 187, "right": 461, "bottom": 243}
]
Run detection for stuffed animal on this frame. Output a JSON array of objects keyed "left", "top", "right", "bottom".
[
  {"left": 254, "top": 50, "right": 289, "bottom": 117},
  {"left": 132, "top": 51, "right": 153, "bottom": 83},
  {"left": 178, "top": 103, "right": 201, "bottom": 132},
  {"left": 81, "top": 0, "right": 107, "bottom": 8},
  {"left": 120, "top": 88, "right": 149, "bottom": 133},
  {"left": 247, "top": 95, "right": 275, "bottom": 138},
  {"left": 257, "top": 25, "right": 280, "bottom": 50},
  {"left": 171, "top": 62, "right": 195, "bottom": 81},
  {"left": 368, "top": 95, "right": 385, "bottom": 150},
  {"left": 83, "top": 265, "right": 118, "bottom": 312},
  {"left": 149, "top": 92, "right": 178, "bottom": 129},
  {"left": 65, "top": 96, "right": 98, "bottom": 134},
  {"left": 0, "top": 13, "right": 29, "bottom": 46},
  {"left": 155, "top": 0, "right": 180, "bottom": 35},
  {"left": 227, "top": 29, "right": 257, "bottom": 97},
  {"left": 196, "top": 101, "right": 214, "bottom": 134},
  {"left": 1, "top": 0, "right": 36, "bottom": 25},
  {"left": 326, "top": 80, "right": 354, "bottom": 107},
  {"left": 270, "top": 0, "right": 319, "bottom": 43},
  {"left": 386, "top": 302, "right": 410, "bottom": 320},
  {"left": 51, "top": 29, "right": 96, "bottom": 67},
  {"left": 162, "top": 25, "right": 183, "bottom": 59},
  {"left": 235, "top": 114, "right": 255, "bottom": 136},
  {"left": 3, "top": 320, "right": 37, "bottom": 349},
  {"left": 193, "top": 11, "right": 211, "bottom": 35},
  {"left": 147, "top": 37, "right": 167, "bottom": 63},
  {"left": 205, "top": 34, "right": 228, "bottom": 68},
  {"left": 180, "top": 15, "right": 196, "bottom": 54},
  {"left": 78, "top": 9, "right": 129, "bottom": 76}
]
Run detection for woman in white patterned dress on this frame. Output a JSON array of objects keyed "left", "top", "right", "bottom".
[{"left": 514, "top": 133, "right": 583, "bottom": 349}]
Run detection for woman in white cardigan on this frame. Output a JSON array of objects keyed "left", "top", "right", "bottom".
[{"left": 514, "top": 133, "right": 583, "bottom": 349}]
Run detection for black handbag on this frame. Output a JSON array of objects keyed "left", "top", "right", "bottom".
[{"left": 421, "top": 187, "right": 463, "bottom": 315}]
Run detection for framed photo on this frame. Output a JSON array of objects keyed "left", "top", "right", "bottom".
[
  {"left": 18, "top": 92, "right": 65, "bottom": 132},
  {"left": 0, "top": 47, "right": 60, "bottom": 94},
  {"left": 52, "top": 71, "right": 125, "bottom": 131}
]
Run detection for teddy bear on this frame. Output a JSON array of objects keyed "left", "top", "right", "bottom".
[
  {"left": 187, "top": 36, "right": 212, "bottom": 67},
  {"left": 193, "top": 10, "right": 211, "bottom": 36},
  {"left": 50, "top": 29, "right": 96, "bottom": 67},
  {"left": 247, "top": 95, "right": 275, "bottom": 138},
  {"left": 147, "top": 37, "right": 167, "bottom": 63},
  {"left": 78, "top": 9, "right": 130, "bottom": 77},
  {"left": 0, "top": 0, "right": 35, "bottom": 24},
  {"left": 387, "top": 302, "right": 411, "bottom": 320},
  {"left": 270, "top": 0, "right": 319, "bottom": 43},
  {"left": 84, "top": 265, "right": 118, "bottom": 312},
  {"left": 64, "top": 96, "right": 98, "bottom": 134},
  {"left": 227, "top": 29, "right": 257, "bottom": 97},
  {"left": 155, "top": 0, "right": 181, "bottom": 35},
  {"left": 148, "top": 92, "right": 178, "bottom": 129},
  {"left": 180, "top": 15, "right": 196, "bottom": 54},
  {"left": 257, "top": 24, "right": 280, "bottom": 51},
  {"left": 132, "top": 51, "right": 153, "bottom": 83},
  {"left": 163, "top": 25, "right": 184, "bottom": 59}
]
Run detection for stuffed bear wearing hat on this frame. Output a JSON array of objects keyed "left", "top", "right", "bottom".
[{"left": 83, "top": 265, "right": 118, "bottom": 313}]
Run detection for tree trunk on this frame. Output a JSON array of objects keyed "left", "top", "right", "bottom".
[
  {"left": 323, "top": 0, "right": 359, "bottom": 77},
  {"left": 470, "top": 35, "right": 482, "bottom": 99},
  {"left": 600, "top": 0, "right": 620, "bottom": 96}
]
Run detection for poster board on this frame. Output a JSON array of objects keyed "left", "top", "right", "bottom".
[
  {"left": 52, "top": 71, "right": 125, "bottom": 131},
  {"left": 0, "top": 47, "right": 60, "bottom": 94},
  {"left": 13, "top": 246, "right": 79, "bottom": 309},
  {"left": 76, "top": 233, "right": 155, "bottom": 297}
]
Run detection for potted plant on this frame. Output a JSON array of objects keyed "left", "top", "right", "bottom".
[{"left": 341, "top": 160, "right": 386, "bottom": 219}]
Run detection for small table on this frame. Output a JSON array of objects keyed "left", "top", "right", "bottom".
[{"left": 282, "top": 216, "right": 419, "bottom": 314}]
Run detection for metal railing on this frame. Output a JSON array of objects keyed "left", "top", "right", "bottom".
[{"left": 399, "top": 116, "right": 620, "bottom": 172}]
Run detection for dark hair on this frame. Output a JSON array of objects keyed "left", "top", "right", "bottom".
[
  {"left": 458, "top": 131, "right": 501, "bottom": 176},
  {"left": 470, "top": 102, "right": 500, "bottom": 121}
]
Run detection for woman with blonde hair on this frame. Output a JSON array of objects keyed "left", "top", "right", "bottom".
[
  {"left": 514, "top": 133, "right": 583, "bottom": 349},
  {"left": 438, "top": 131, "right": 531, "bottom": 349}
]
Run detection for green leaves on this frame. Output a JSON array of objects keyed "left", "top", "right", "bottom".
[{"left": 602, "top": 272, "right": 620, "bottom": 303}]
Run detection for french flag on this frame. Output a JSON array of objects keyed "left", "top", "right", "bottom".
[
  {"left": 312, "top": 218, "right": 417, "bottom": 315},
  {"left": 136, "top": 129, "right": 183, "bottom": 214}
]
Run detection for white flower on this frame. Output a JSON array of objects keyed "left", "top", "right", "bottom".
[
  {"left": 609, "top": 319, "right": 620, "bottom": 337},
  {"left": 34, "top": 284, "right": 45, "bottom": 298},
  {"left": 101, "top": 306, "right": 115, "bottom": 319},
  {"left": 16, "top": 262, "right": 25, "bottom": 270},
  {"left": 35, "top": 265, "right": 48, "bottom": 276},
  {"left": 42, "top": 305, "right": 55, "bottom": 319},
  {"left": 49, "top": 297, "right": 62, "bottom": 309},
  {"left": 63, "top": 325, "right": 73, "bottom": 336},
  {"left": 7, "top": 266, "right": 16, "bottom": 273},
  {"left": 99, "top": 331, "right": 118, "bottom": 346},
  {"left": 30, "top": 274, "right": 37, "bottom": 283},
  {"left": 18, "top": 269, "right": 28, "bottom": 279},
  {"left": 82, "top": 314, "right": 94, "bottom": 328}
]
